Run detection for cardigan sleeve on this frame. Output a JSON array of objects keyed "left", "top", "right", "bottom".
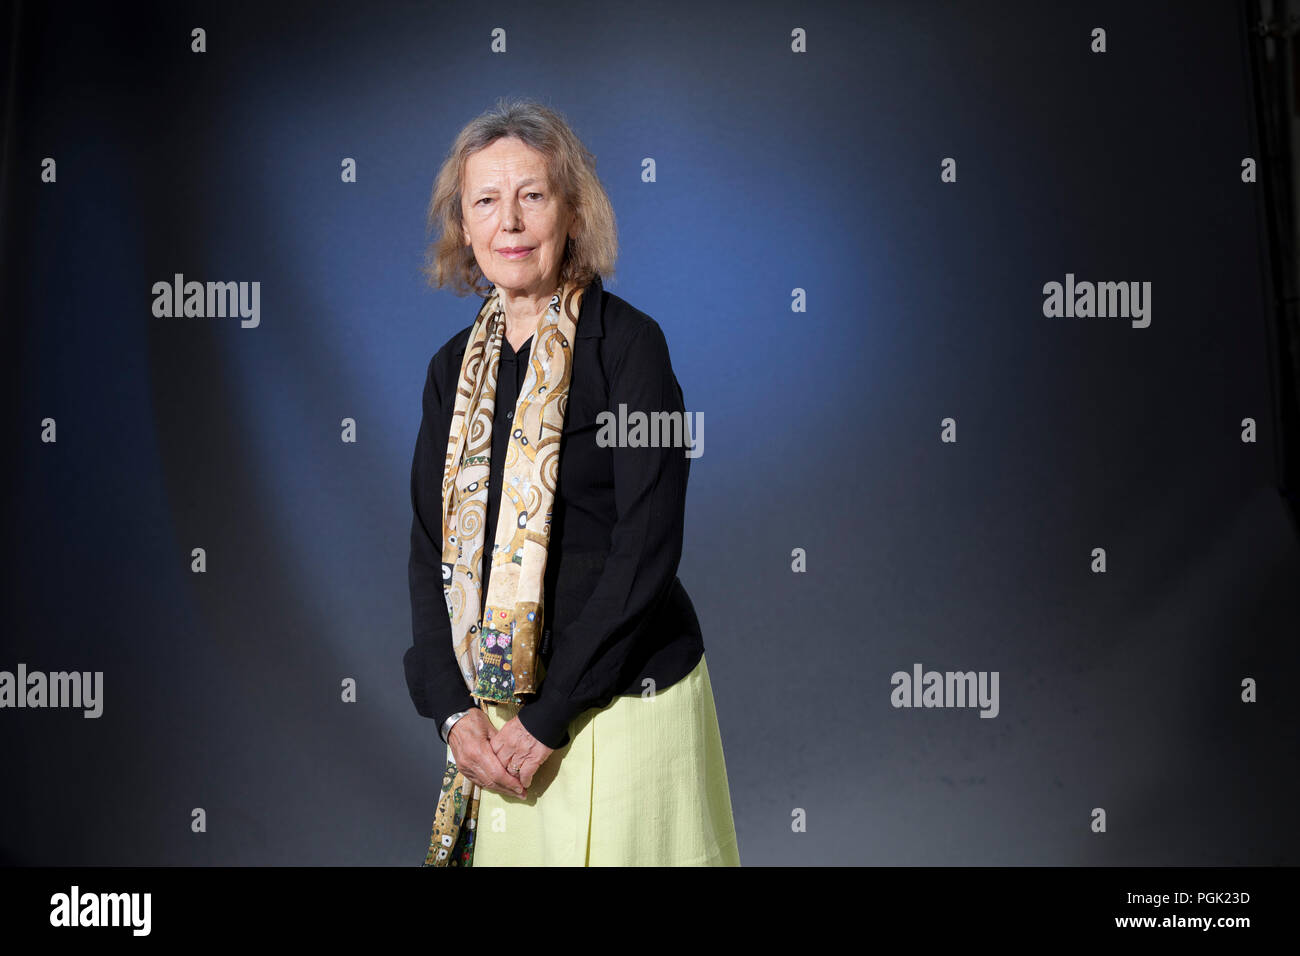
[
  {"left": 403, "top": 348, "right": 477, "bottom": 730},
  {"left": 516, "top": 319, "right": 692, "bottom": 749}
]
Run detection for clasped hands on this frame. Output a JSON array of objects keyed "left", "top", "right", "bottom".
[{"left": 448, "top": 709, "right": 554, "bottom": 797}]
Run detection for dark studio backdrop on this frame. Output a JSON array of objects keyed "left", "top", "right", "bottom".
[{"left": 2, "top": 0, "right": 1298, "bottom": 866}]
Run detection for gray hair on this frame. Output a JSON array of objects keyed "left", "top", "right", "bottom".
[{"left": 421, "top": 96, "right": 618, "bottom": 297}]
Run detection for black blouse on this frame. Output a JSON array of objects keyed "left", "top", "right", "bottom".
[
  {"left": 479, "top": 331, "right": 534, "bottom": 604},
  {"left": 404, "top": 276, "right": 704, "bottom": 749}
]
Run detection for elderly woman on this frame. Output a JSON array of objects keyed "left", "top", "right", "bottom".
[{"left": 403, "top": 98, "right": 739, "bottom": 866}]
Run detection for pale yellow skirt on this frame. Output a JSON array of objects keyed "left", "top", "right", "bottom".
[{"left": 473, "top": 653, "right": 740, "bottom": 866}]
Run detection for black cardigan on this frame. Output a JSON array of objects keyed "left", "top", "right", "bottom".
[{"left": 403, "top": 275, "right": 704, "bottom": 750}]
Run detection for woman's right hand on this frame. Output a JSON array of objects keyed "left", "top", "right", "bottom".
[{"left": 448, "top": 709, "right": 527, "bottom": 798}]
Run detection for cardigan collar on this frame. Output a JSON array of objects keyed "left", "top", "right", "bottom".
[{"left": 574, "top": 273, "right": 605, "bottom": 338}]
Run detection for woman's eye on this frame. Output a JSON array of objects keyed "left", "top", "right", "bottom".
[{"left": 474, "top": 193, "right": 540, "bottom": 205}]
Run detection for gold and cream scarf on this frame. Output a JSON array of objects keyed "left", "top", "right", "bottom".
[{"left": 423, "top": 277, "right": 585, "bottom": 866}]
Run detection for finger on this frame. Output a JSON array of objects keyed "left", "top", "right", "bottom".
[
  {"left": 492, "top": 764, "right": 524, "bottom": 797},
  {"left": 518, "top": 761, "right": 537, "bottom": 789},
  {"left": 476, "top": 742, "right": 525, "bottom": 797},
  {"left": 507, "top": 754, "right": 533, "bottom": 792},
  {"left": 472, "top": 773, "right": 524, "bottom": 799}
]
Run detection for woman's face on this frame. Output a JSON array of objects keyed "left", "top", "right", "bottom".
[{"left": 461, "top": 137, "right": 576, "bottom": 301}]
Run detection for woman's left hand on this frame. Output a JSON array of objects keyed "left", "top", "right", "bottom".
[{"left": 490, "top": 717, "right": 554, "bottom": 790}]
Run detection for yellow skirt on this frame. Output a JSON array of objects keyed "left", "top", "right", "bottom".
[{"left": 473, "top": 652, "right": 740, "bottom": 866}]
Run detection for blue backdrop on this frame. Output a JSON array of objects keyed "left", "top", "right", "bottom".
[{"left": 3, "top": 0, "right": 1297, "bottom": 865}]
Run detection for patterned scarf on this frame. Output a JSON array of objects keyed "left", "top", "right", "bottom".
[{"left": 423, "top": 276, "right": 586, "bottom": 866}]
